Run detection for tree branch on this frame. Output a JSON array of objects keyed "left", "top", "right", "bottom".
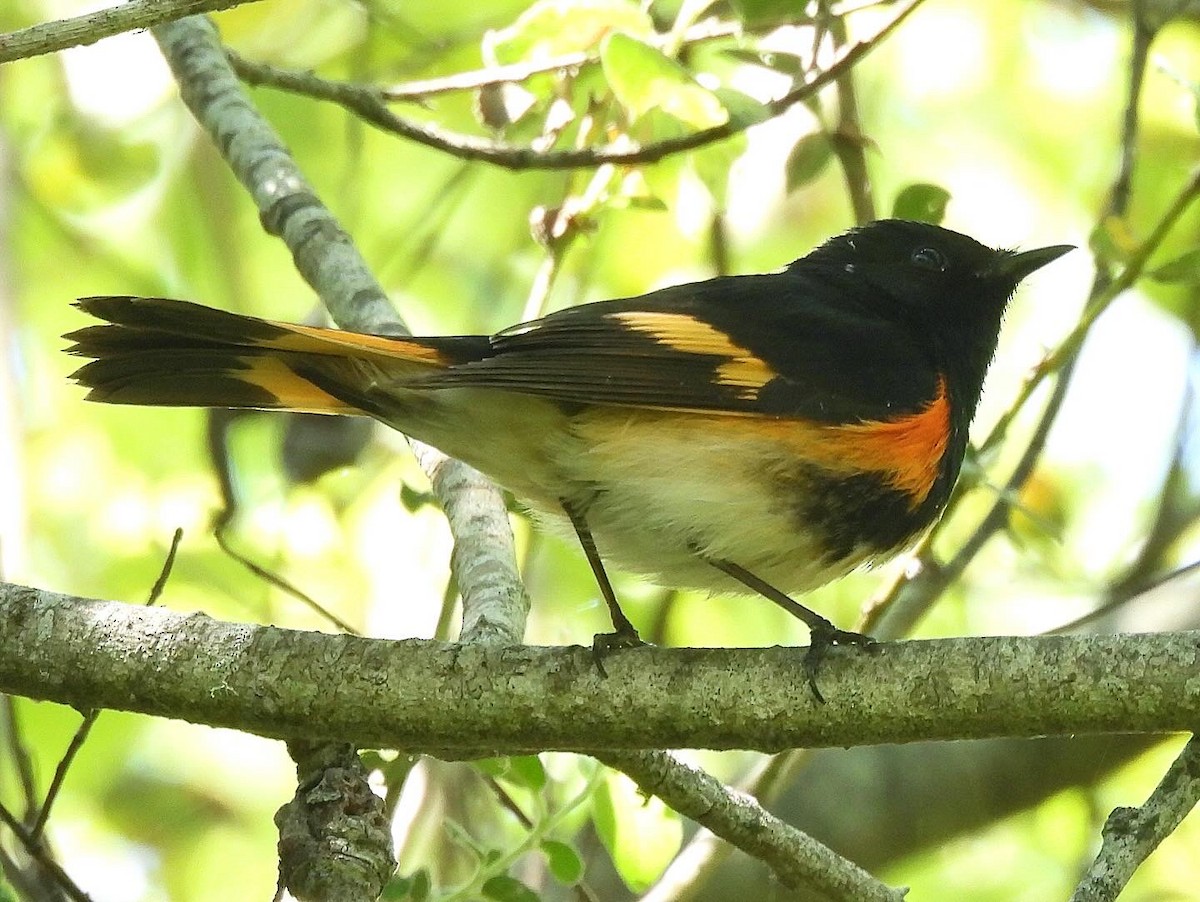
[
  {"left": 3, "top": 582, "right": 1197, "bottom": 754},
  {"left": 1069, "top": 735, "right": 1200, "bottom": 902},
  {"left": 145, "top": 18, "right": 881, "bottom": 898},
  {"left": 227, "top": 0, "right": 926, "bottom": 171},
  {"left": 0, "top": 0, "right": 267, "bottom": 64},
  {"left": 152, "top": 16, "right": 525, "bottom": 647},
  {"left": 597, "top": 750, "right": 903, "bottom": 901}
]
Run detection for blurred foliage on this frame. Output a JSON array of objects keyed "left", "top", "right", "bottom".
[{"left": 3, "top": 0, "right": 1200, "bottom": 899}]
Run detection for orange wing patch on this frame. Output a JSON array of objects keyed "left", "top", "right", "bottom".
[
  {"left": 610, "top": 311, "right": 776, "bottom": 399},
  {"left": 234, "top": 356, "right": 360, "bottom": 414},
  {"left": 259, "top": 322, "right": 450, "bottom": 365}
]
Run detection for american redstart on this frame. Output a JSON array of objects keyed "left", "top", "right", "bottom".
[{"left": 66, "top": 219, "right": 1071, "bottom": 696}]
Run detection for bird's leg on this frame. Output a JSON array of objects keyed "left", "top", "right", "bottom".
[
  {"left": 704, "top": 556, "right": 876, "bottom": 703},
  {"left": 561, "top": 499, "right": 646, "bottom": 675}
]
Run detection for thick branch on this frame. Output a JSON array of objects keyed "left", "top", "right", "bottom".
[
  {"left": 145, "top": 18, "right": 871, "bottom": 897},
  {"left": 153, "top": 16, "right": 524, "bottom": 647},
  {"left": 0, "top": 0, "right": 266, "bottom": 64},
  {"left": 3, "top": 582, "right": 1197, "bottom": 753}
]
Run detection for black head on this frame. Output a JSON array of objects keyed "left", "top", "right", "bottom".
[{"left": 797, "top": 218, "right": 1072, "bottom": 410}]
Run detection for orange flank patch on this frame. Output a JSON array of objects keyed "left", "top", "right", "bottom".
[
  {"left": 610, "top": 311, "right": 776, "bottom": 399},
  {"left": 736, "top": 376, "right": 951, "bottom": 506},
  {"left": 236, "top": 356, "right": 360, "bottom": 415},
  {"left": 821, "top": 377, "right": 951, "bottom": 504},
  {"left": 257, "top": 322, "right": 450, "bottom": 365}
]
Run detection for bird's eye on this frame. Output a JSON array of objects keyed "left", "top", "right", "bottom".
[{"left": 910, "top": 247, "right": 948, "bottom": 271}]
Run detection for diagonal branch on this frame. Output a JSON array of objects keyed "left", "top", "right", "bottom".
[
  {"left": 228, "top": 0, "right": 926, "bottom": 171},
  {"left": 139, "top": 16, "right": 889, "bottom": 898},
  {"left": 1069, "top": 735, "right": 1200, "bottom": 902},
  {"left": 596, "top": 750, "right": 903, "bottom": 901},
  {"left": 152, "top": 15, "right": 523, "bottom": 644},
  {"left": 866, "top": 164, "right": 1200, "bottom": 639},
  {"left": 0, "top": 0, "right": 267, "bottom": 63}
]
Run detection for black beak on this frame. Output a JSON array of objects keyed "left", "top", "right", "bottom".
[{"left": 985, "top": 244, "right": 1074, "bottom": 283}]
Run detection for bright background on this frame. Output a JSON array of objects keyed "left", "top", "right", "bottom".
[{"left": 2, "top": 0, "right": 1200, "bottom": 899}]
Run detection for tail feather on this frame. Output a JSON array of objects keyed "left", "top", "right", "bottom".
[
  {"left": 70, "top": 349, "right": 360, "bottom": 413},
  {"left": 66, "top": 296, "right": 486, "bottom": 415}
]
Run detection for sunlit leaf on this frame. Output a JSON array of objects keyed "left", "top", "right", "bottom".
[
  {"left": 786, "top": 132, "right": 834, "bottom": 194},
  {"left": 601, "top": 33, "right": 729, "bottom": 128},
  {"left": 892, "top": 183, "right": 951, "bottom": 224},
  {"left": 541, "top": 839, "right": 585, "bottom": 884},
  {"left": 481, "top": 874, "right": 540, "bottom": 902},
  {"left": 22, "top": 123, "right": 160, "bottom": 215},
  {"left": 721, "top": 46, "right": 807, "bottom": 77},
  {"left": 382, "top": 869, "right": 430, "bottom": 900},
  {"left": 1148, "top": 248, "right": 1200, "bottom": 284},
  {"left": 484, "top": 0, "right": 654, "bottom": 66},
  {"left": 712, "top": 87, "right": 772, "bottom": 128},
  {"left": 474, "top": 757, "right": 508, "bottom": 777},
  {"left": 1089, "top": 216, "right": 1136, "bottom": 266},
  {"left": 506, "top": 755, "right": 548, "bottom": 791},
  {"left": 728, "top": 0, "right": 814, "bottom": 27}
]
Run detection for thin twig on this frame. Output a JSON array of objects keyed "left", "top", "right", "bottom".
[
  {"left": 1110, "top": 0, "right": 1156, "bottom": 218},
  {"left": 229, "top": 0, "right": 926, "bottom": 172},
  {"left": 214, "top": 523, "right": 361, "bottom": 635},
  {"left": 0, "top": 801, "right": 94, "bottom": 902},
  {"left": 31, "top": 529, "right": 187, "bottom": 840},
  {"left": 0, "top": 0, "right": 267, "bottom": 63},
  {"left": 598, "top": 750, "right": 903, "bottom": 901},
  {"left": 824, "top": 7, "right": 876, "bottom": 225},
  {"left": 147, "top": 527, "right": 184, "bottom": 607},
  {"left": 482, "top": 775, "right": 535, "bottom": 830},
  {"left": 30, "top": 712, "right": 98, "bottom": 842},
  {"left": 866, "top": 166, "right": 1200, "bottom": 638},
  {"left": 377, "top": 18, "right": 741, "bottom": 102},
  {"left": 1, "top": 696, "right": 38, "bottom": 820}
]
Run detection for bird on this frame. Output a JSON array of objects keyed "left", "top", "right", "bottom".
[{"left": 66, "top": 219, "right": 1072, "bottom": 698}]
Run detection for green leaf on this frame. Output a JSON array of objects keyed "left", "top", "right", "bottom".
[
  {"left": 484, "top": 0, "right": 654, "bottom": 66},
  {"left": 383, "top": 869, "right": 430, "bottom": 901},
  {"left": 892, "top": 183, "right": 952, "bottom": 224},
  {"left": 728, "top": 0, "right": 814, "bottom": 27},
  {"left": 473, "top": 757, "right": 508, "bottom": 777},
  {"left": 601, "top": 33, "right": 728, "bottom": 128},
  {"left": 506, "top": 755, "right": 548, "bottom": 791},
  {"left": 1088, "top": 216, "right": 1134, "bottom": 267},
  {"left": 481, "top": 874, "right": 541, "bottom": 902},
  {"left": 721, "top": 47, "right": 807, "bottom": 77},
  {"left": 541, "top": 839, "right": 585, "bottom": 884},
  {"left": 785, "top": 132, "right": 834, "bottom": 194},
  {"left": 712, "top": 87, "right": 772, "bottom": 129},
  {"left": 593, "top": 771, "right": 683, "bottom": 892},
  {"left": 691, "top": 134, "right": 748, "bottom": 210},
  {"left": 473, "top": 755, "right": 546, "bottom": 790},
  {"left": 1148, "top": 248, "right": 1200, "bottom": 283}
]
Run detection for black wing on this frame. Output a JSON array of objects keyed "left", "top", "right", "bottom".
[{"left": 414, "top": 269, "right": 940, "bottom": 424}]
